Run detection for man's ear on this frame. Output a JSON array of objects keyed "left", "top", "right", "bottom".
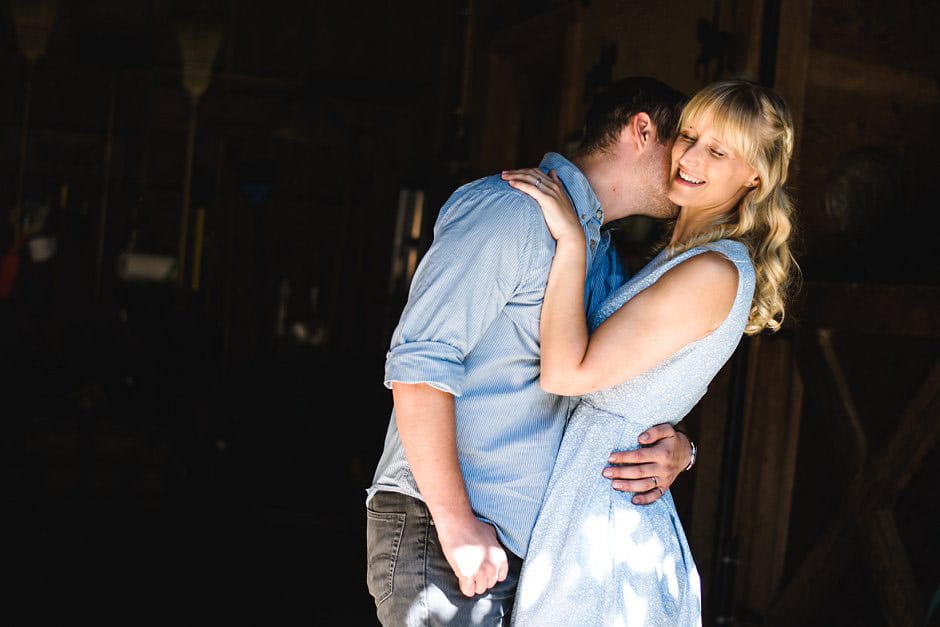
[{"left": 630, "top": 112, "right": 655, "bottom": 152}]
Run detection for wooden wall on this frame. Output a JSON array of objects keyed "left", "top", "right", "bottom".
[{"left": 3, "top": 1, "right": 937, "bottom": 625}]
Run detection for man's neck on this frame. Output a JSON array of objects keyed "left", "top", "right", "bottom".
[{"left": 571, "top": 152, "right": 636, "bottom": 225}]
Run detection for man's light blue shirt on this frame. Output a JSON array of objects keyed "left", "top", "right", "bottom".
[{"left": 366, "top": 152, "right": 627, "bottom": 558}]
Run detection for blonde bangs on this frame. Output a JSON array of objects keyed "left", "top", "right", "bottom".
[{"left": 679, "top": 86, "right": 762, "bottom": 168}]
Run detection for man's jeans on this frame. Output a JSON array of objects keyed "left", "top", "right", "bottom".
[{"left": 366, "top": 491, "right": 523, "bottom": 626}]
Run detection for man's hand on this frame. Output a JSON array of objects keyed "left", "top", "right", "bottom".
[
  {"left": 602, "top": 422, "right": 692, "bottom": 505},
  {"left": 435, "top": 517, "right": 510, "bottom": 597},
  {"left": 392, "top": 382, "right": 508, "bottom": 595}
]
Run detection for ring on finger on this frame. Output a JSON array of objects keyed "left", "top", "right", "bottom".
[
  {"left": 657, "top": 487, "right": 664, "bottom": 496},
  {"left": 535, "top": 176, "right": 542, "bottom": 187},
  {"left": 651, "top": 476, "right": 658, "bottom": 487}
]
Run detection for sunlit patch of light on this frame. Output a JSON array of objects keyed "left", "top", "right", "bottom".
[
  {"left": 611, "top": 508, "right": 664, "bottom": 574},
  {"left": 470, "top": 597, "right": 492, "bottom": 624},
  {"left": 408, "top": 584, "right": 458, "bottom": 624},
  {"left": 662, "top": 555, "right": 679, "bottom": 599},
  {"left": 606, "top": 612, "right": 627, "bottom": 627},
  {"left": 559, "top": 562, "right": 582, "bottom": 597},
  {"left": 535, "top": 498, "right": 701, "bottom": 624},
  {"left": 584, "top": 515, "right": 614, "bottom": 581},
  {"left": 621, "top": 579, "right": 649, "bottom": 627},
  {"left": 690, "top": 565, "right": 702, "bottom": 600},
  {"left": 517, "top": 550, "right": 553, "bottom": 611}
]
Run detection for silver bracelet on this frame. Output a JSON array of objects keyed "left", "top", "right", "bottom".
[{"left": 683, "top": 437, "right": 697, "bottom": 472}]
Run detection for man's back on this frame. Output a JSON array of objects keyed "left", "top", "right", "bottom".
[{"left": 368, "top": 153, "right": 619, "bottom": 557}]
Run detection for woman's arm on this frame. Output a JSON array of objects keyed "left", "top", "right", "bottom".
[
  {"left": 502, "top": 168, "right": 739, "bottom": 397},
  {"left": 501, "top": 168, "right": 591, "bottom": 392},
  {"left": 563, "top": 252, "right": 738, "bottom": 394}
]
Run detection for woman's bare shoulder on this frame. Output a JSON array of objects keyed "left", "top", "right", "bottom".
[{"left": 630, "top": 251, "right": 739, "bottom": 327}]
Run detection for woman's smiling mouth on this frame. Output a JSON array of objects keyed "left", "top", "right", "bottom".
[{"left": 676, "top": 170, "right": 705, "bottom": 186}]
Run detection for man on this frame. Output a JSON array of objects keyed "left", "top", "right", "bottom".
[{"left": 366, "top": 77, "right": 694, "bottom": 625}]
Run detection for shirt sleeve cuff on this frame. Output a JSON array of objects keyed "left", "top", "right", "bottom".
[{"left": 384, "top": 341, "right": 465, "bottom": 397}]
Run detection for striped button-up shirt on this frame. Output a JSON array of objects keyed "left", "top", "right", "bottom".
[{"left": 366, "top": 152, "right": 626, "bottom": 558}]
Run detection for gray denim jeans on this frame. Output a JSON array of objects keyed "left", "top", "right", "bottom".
[{"left": 366, "top": 491, "right": 523, "bottom": 626}]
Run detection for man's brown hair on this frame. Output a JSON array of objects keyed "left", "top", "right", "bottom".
[{"left": 575, "top": 76, "right": 688, "bottom": 156}]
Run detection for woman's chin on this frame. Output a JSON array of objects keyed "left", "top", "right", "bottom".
[{"left": 666, "top": 189, "right": 685, "bottom": 206}]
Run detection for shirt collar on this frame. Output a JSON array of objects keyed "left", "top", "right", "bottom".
[{"left": 538, "top": 152, "right": 604, "bottom": 228}]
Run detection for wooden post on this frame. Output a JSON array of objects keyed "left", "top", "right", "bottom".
[
  {"left": 178, "top": 103, "right": 198, "bottom": 288},
  {"left": 772, "top": 0, "right": 813, "bottom": 161},
  {"left": 687, "top": 360, "right": 732, "bottom": 617},
  {"left": 556, "top": 7, "right": 584, "bottom": 149},
  {"left": 731, "top": 333, "right": 803, "bottom": 616},
  {"left": 95, "top": 75, "right": 117, "bottom": 301}
]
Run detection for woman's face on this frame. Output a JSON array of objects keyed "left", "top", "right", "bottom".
[{"left": 667, "top": 112, "right": 760, "bottom": 214}]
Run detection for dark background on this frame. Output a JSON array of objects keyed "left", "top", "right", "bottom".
[{"left": 1, "top": 1, "right": 938, "bottom": 625}]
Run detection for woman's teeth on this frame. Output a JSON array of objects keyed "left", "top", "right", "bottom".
[{"left": 678, "top": 171, "right": 704, "bottom": 184}]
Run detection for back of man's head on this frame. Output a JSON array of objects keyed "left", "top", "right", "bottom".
[{"left": 575, "top": 77, "right": 688, "bottom": 157}]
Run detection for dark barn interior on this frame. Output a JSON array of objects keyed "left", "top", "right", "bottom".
[{"left": 2, "top": 1, "right": 938, "bottom": 625}]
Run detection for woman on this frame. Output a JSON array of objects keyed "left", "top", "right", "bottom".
[{"left": 500, "top": 78, "right": 796, "bottom": 626}]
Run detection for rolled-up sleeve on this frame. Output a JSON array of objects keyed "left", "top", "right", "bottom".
[
  {"left": 383, "top": 341, "right": 465, "bottom": 395},
  {"left": 384, "top": 186, "right": 543, "bottom": 396}
]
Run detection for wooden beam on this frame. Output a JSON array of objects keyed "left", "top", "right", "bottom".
[
  {"left": 862, "top": 508, "right": 924, "bottom": 627},
  {"left": 799, "top": 283, "right": 940, "bottom": 338},
  {"left": 485, "top": 1, "right": 578, "bottom": 54},
  {"left": 764, "top": 502, "right": 858, "bottom": 627},
  {"left": 807, "top": 50, "right": 940, "bottom": 103},
  {"left": 766, "top": 356, "right": 940, "bottom": 623},
  {"left": 873, "top": 357, "right": 940, "bottom": 504},
  {"left": 817, "top": 328, "right": 869, "bottom": 469}
]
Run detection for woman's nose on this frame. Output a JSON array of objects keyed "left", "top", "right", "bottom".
[{"left": 678, "top": 144, "right": 701, "bottom": 169}]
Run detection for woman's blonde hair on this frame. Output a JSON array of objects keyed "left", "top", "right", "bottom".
[{"left": 666, "top": 79, "right": 799, "bottom": 335}]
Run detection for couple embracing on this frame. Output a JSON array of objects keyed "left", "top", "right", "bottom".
[{"left": 366, "top": 76, "right": 796, "bottom": 626}]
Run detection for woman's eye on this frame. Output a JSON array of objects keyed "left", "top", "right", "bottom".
[
  {"left": 679, "top": 133, "right": 695, "bottom": 142},
  {"left": 710, "top": 148, "right": 725, "bottom": 157}
]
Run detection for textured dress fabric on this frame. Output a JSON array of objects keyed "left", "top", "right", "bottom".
[{"left": 512, "top": 239, "right": 755, "bottom": 627}]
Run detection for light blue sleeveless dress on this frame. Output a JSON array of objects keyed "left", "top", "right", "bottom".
[{"left": 512, "top": 239, "right": 755, "bottom": 627}]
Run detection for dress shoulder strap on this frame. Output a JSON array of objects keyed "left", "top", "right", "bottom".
[
  {"left": 589, "top": 239, "right": 754, "bottom": 330},
  {"left": 665, "top": 238, "right": 749, "bottom": 269}
]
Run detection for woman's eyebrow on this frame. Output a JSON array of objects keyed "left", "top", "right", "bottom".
[{"left": 707, "top": 134, "right": 731, "bottom": 150}]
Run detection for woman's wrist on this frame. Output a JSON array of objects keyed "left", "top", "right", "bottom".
[{"left": 554, "top": 232, "right": 586, "bottom": 249}]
